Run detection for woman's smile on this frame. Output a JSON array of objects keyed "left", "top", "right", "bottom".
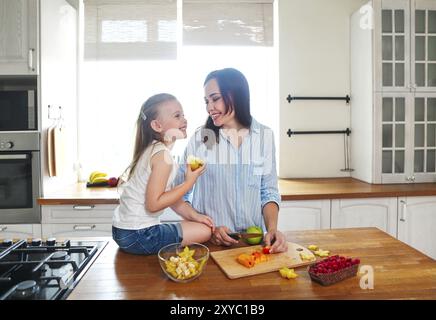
[{"left": 210, "top": 112, "right": 222, "bottom": 122}]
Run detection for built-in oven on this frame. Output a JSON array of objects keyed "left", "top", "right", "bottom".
[
  {"left": 0, "top": 77, "right": 37, "bottom": 131},
  {"left": 0, "top": 132, "right": 40, "bottom": 223}
]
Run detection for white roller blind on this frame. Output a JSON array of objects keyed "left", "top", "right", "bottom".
[
  {"left": 183, "top": 0, "right": 273, "bottom": 46},
  {"left": 84, "top": 0, "right": 177, "bottom": 60}
]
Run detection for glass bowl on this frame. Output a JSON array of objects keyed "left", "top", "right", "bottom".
[{"left": 157, "top": 242, "right": 209, "bottom": 283}]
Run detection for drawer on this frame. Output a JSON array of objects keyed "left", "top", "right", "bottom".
[
  {"left": 0, "top": 224, "right": 41, "bottom": 239},
  {"left": 42, "top": 223, "right": 112, "bottom": 238},
  {"left": 42, "top": 204, "right": 116, "bottom": 223}
]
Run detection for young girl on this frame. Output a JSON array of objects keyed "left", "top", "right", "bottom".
[{"left": 112, "top": 93, "right": 214, "bottom": 255}]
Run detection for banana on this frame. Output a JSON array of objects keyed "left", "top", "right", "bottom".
[
  {"left": 91, "top": 177, "right": 109, "bottom": 184},
  {"left": 89, "top": 171, "right": 107, "bottom": 183}
]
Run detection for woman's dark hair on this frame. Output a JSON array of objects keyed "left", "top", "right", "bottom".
[
  {"left": 202, "top": 68, "right": 252, "bottom": 144},
  {"left": 125, "top": 93, "right": 177, "bottom": 180}
]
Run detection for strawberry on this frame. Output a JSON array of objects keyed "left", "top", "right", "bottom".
[{"left": 262, "top": 246, "right": 271, "bottom": 254}]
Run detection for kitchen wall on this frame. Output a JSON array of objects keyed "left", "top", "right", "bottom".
[
  {"left": 278, "top": 0, "right": 368, "bottom": 178},
  {"left": 40, "top": 0, "right": 78, "bottom": 195}
]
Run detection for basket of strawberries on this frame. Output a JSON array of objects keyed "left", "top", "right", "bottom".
[{"left": 308, "top": 255, "right": 360, "bottom": 286}]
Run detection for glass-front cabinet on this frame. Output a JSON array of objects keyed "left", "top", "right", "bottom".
[
  {"left": 412, "top": 1, "right": 436, "bottom": 91},
  {"left": 376, "top": 0, "right": 436, "bottom": 183},
  {"left": 379, "top": 0, "right": 411, "bottom": 92}
]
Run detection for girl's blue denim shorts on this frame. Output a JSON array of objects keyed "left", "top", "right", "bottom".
[{"left": 112, "top": 223, "right": 183, "bottom": 255}]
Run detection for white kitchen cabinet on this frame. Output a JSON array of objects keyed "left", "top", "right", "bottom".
[
  {"left": 0, "top": 0, "right": 38, "bottom": 75},
  {"left": 331, "top": 197, "right": 398, "bottom": 237},
  {"left": 351, "top": 0, "right": 436, "bottom": 184},
  {"left": 278, "top": 200, "right": 330, "bottom": 231},
  {"left": 0, "top": 224, "right": 41, "bottom": 239},
  {"left": 42, "top": 204, "right": 115, "bottom": 224},
  {"left": 41, "top": 223, "right": 112, "bottom": 238},
  {"left": 41, "top": 204, "right": 116, "bottom": 237},
  {"left": 398, "top": 196, "right": 436, "bottom": 259}
]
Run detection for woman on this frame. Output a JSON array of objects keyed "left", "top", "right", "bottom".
[{"left": 172, "top": 68, "right": 287, "bottom": 253}]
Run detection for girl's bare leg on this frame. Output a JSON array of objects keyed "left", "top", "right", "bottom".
[{"left": 180, "top": 221, "right": 212, "bottom": 245}]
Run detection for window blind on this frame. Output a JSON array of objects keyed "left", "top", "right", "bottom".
[
  {"left": 84, "top": 0, "right": 177, "bottom": 60},
  {"left": 183, "top": 0, "right": 274, "bottom": 46}
]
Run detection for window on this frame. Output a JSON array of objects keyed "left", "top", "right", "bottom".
[{"left": 79, "top": 0, "right": 277, "bottom": 178}]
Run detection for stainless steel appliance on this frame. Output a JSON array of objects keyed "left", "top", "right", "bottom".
[
  {"left": 0, "top": 78, "right": 37, "bottom": 131},
  {"left": 0, "top": 238, "right": 108, "bottom": 300},
  {"left": 0, "top": 132, "right": 40, "bottom": 223}
]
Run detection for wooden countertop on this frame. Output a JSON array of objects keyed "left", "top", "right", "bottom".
[
  {"left": 38, "top": 178, "right": 436, "bottom": 205},
  {"left": 67, "top": 228, "right": 436, "bottom": 300}
]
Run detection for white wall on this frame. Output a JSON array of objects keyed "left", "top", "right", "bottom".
[
  {"left": 278, "top": 0, "right": 368, "bottom": 178},
  {"left": 40, "top": 0, "right": 78, "bottom": 195}
]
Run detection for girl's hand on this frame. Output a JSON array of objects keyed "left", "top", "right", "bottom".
[
  {"left": 263, "top": 230, "right": 288, "bottom": 253},
  {"left": 193, "top": 213, "right": 215, "bottom": 231},
  {"left": 185, "top": 163, "right": 207, "bottom": 186}
]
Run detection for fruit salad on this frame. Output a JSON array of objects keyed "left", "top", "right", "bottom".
[{"left": 164, "top": 246, "right": 206, "bottom": 280}]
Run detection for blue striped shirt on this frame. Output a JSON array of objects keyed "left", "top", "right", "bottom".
[{"left": 173, "top": 118, "right": 281, "bottom": 233}]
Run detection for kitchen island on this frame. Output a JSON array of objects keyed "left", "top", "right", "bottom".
[{"left": 67, "top": 228, "right": 436, "bottom": 300}]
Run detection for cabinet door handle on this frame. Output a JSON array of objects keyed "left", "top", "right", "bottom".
[
  {"left": 0, "top": 226, "right": 7, "bottom": 232},
  {"left": 28, "top": 48, "right": 35, "bottom": 71},
  {"left": 400, "top": 200, "right": 407, "bottom": 222},
  {"left": 73, "top": 224, "right": 96, "bottom": 231},
  {"left": 72, "top": 205, "right": 95, "bottom": 210}
]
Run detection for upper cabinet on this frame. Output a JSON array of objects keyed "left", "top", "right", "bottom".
[
  {"left": 376, "top": 0, "right": 412, "bottom": 92},
  {"left": 0, "top": 0, "right": 39, "bottom": 75},
  {"left": 351, "top": 0, "right": 436, "bottom": 184},
  {"left": 376, "top": 0, "right": 436, "bottom": 92}
]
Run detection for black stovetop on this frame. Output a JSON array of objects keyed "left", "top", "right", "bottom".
[{"left": 0, "top": 238, "right": 107, "bottom": 300}]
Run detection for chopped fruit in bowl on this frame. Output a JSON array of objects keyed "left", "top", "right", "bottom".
[{"left": 158, "top": 243, "right": 209, "bottom": 283}]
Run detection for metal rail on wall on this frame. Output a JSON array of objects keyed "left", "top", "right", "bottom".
[
  {"left": 286, "top": 128, "right": 353, "bottom": 172},
  {"left": 286, "top": 94, "right": 351, "bottom": 104}
]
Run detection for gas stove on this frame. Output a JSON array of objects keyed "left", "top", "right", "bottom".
[{"left": 0, "top": 238, "right": 108, "bottom": 300}]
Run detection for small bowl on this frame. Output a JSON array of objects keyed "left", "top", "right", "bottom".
[{"left": 158, "top": 242, "right": 209, "bottom": 283}]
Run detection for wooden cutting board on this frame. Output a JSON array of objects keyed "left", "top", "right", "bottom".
[
  {"left": 47, "top": 126, "right": 56, "bottom": 177},
  {"left": 53, "top": 125, "right": 67, "bottom": 177},
  {"left": 210, "top": 242, "right": 316, "bottom": 279}
]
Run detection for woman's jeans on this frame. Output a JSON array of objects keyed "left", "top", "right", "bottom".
[{"left": 112, "top": 223, "right": 183, "bottom": 255}]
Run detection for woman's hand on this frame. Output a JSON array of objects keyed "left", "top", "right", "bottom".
[
  {"left": 185, "top": 163, "right": 207, "bottom": 186},
  {"left": 263, "top": 229, "right": 287, "bottom": 253},
  {"left": 211, "top": 226, "right": 239, "bottom": 247},
  {"left": 192, "top": 213, "right": 215, "bottom": 232}
]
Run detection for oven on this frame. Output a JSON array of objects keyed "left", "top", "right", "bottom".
[
  {"left": 0, "top": 132, "right": 40, "bottom": 223},
  {"left": 0, "top": 78, "right": 37, "bottom": 131}
]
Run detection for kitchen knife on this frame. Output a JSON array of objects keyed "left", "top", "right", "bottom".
[{"left": 227, "top": 232, "right": 263, "bottom": 240}]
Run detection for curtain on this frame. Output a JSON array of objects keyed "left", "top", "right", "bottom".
[
  {"left": 84, "top": 0, "right": 177, "bottom": 60},
  {"left": 183, "top": 0, "right": 273, "bottom": 46}
]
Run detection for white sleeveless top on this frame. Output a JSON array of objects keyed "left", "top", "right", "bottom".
[{"left": 113, "top": 141, "right": 178, "bottom": 230}]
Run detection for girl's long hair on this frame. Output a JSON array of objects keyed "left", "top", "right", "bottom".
[
  {"left": 123, "top": 93, "right": 177, "bottom": 181},
  {"left": 202, "top": 68, "right": 252, "bottom": 145}
]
